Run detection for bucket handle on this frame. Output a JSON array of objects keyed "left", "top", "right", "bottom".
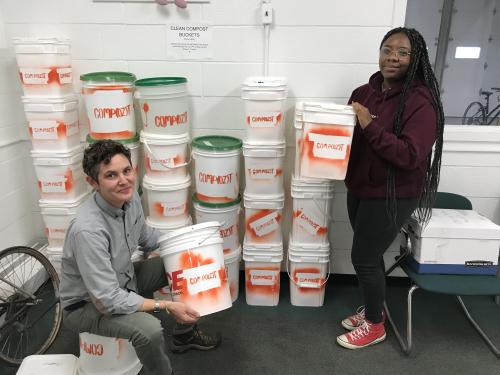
[
  {"left": 143, "top": 138, "right": 192, "bottom": 170},
  {"left": 196, "top": 221, "right": 226, "bottom": 247},
  {"left": 286, "top": 256, "right": 330, "bottom": 289}
]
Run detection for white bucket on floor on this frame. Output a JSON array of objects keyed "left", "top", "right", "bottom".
[
  {"left": 225, "top": 245, "right": 242, "bottom": 302},
  {"left": 242, "top": 77, "right": 288, "bottom": 142},
  {"left": 146, "top": 215, "right": 193, "bottom": 235},
  {"left": 31, "top": 145, "right": 90, "bottom": 202},
  {"left": 78, "top": 332, "right": 142, "bottom": 375},
  {"left": 288, "top": 238, "right": 330, "bottom": 307},
  {"left": 23, "top": 95, "right": 80, "bottom": 152},
  {"left": 291, "top": 176, "right": 334, "bottom": 245},
  {"left": 243, "top": 191, "right": 284, "bottom": 245},
  {"left": 81, "top": 71, "right": 136, "bottom": 140},
  {"left": 192, "top": 136, "right": 242, "bottom": 203},
  {"left": 142, "top": 174, "right": 191, "bottom": 227},
  {"left": 158, "top": 222, "right": 232, "bottom": 316},
  {"left": 243, "top": 141, "right": 285, "bottom": 195},
  {"left": 40, "top": 192, "right": 89, "bottom": 248},
  {"left": 295, "top": 102, "right": 356, "bottom": 180},
  {"left": 140, "top": 131, "right": 190, "bottom": 183},
  {"left": 17, "top": 354, "right": 78, "bottom": 375},
  {"left": 242, "top": 241, "right": 283, "bottom": 306},
  {"left": 135, "top": 77, "right": 189, "bottom": 135},
  {"left": 193, "top": 194, "right": 241, "bottom": 255},
  {"left": 13, "top": 37, "right": 73, "bottom": 96}
]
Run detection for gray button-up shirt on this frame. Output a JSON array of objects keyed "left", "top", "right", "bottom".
[{"left": 60, "top": 191, "right": 160, "bottom": 315}]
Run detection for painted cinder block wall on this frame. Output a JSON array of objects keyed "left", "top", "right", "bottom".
[{"left": 0, "top": 0, "right": 499, "bottom": 274}]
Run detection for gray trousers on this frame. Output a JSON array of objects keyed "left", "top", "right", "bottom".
[{"left": 64, "top": 257, "right": 173, "bottom": 375}]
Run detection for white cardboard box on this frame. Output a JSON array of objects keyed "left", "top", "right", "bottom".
[{"left": 407, "top": 209, "right": 500, "bottom": 275}]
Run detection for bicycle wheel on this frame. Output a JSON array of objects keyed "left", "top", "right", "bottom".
[
  {"left": 0, "top": 246, "right": 62, "bottom": 365},
  {"left": 462, "top": 101, "right": 486, "bottom": 125}
]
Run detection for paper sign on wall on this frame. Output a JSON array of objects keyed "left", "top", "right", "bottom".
[{"left": 166, "top": 23, "right": 212, "bottom": 60}]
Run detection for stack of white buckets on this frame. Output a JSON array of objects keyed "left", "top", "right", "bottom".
[
  {"left": 13, "top": 37, "right": 90, "bottom": 277},
  {"left": 241, "top": 77, "right": 288, "bottom": 306}
]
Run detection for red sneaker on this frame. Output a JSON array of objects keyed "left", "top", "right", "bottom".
[
  {"left": 336, "top": 320, "right": 386, "bottom": 349},
  {"left": 341, "top": 306, "right": 386, "bottom": 331}
]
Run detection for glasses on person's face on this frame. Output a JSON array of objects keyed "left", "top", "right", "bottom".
[{"left": 380, "top": 46, "right": 411, "bottom": 58}]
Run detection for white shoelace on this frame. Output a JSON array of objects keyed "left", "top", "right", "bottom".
[{"left": 348, "top": 321, "right": 371, "bottom": 340}]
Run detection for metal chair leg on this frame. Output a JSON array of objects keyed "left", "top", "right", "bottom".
[
  {"left": 384, "top": 284, "right": 419, "bottom": 355},
  {"left": 456, "top": 296, "right": 500, "bottom": 358}
]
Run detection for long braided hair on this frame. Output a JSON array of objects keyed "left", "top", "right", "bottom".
[{"left": 381, "top": 27, "right": 444, "bottom": 224}]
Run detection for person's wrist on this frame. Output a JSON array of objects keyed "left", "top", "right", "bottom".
[{"left": 163, "top": 301, "right": 170, "bottom": 315}]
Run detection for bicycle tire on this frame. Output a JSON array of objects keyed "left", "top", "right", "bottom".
[
  {"left": 462, "top": 101, "right": 486, "bottom": 125},
  {"left": 0, "top": 246, "right": 62, "bottom": 365}
]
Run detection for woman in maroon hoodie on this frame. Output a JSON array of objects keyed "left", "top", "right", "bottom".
[{"left": 336, "top": 27, "right": 444, "bottom": 349}]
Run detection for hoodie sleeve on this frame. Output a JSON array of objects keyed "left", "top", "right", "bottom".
[{"left": 361, "top": 91, "right": 437, "bottom": 170}]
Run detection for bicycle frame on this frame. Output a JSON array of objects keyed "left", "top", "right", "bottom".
[{"left": 485, "top": 103, "right": 500, "bottom": 125}]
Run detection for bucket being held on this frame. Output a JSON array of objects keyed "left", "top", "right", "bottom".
[
  {"left": 158, "top": 222, "right": 232, "bottom": 316},
  {"left": 81, "top": 71, "right": 136, "bottom": 140},
  {"left": 135, "top": 77, "right": 189, "bottom": 136}
]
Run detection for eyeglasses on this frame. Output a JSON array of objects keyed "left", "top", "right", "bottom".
[{"left": 380, "top": 46, "right": 411, "bottom": 58}]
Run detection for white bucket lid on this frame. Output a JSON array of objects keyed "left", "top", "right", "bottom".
[
  {"left": 288, "top": 236, "right": 330, "bottom": 252},
  {"left": 22, "top": 95, "right": 79, "bottom": 112},
  {"left": 31, "top": 144, "right": 84, "bottom": 165},
  {"left": 39, "top": 191, "right": 90, "bottom": 213},
  {"left": 288, "top": 251, "right": 330, "bottom": 264},
  {"left": 291, "top": 174, "right": 333, "bottom": 187},
  {"left": 243, "top": 191, "right": 285, "bottom": 209},
  {"left": 302, "top": 101, "right": 355, "bottom": 115},
  {"left": 243, "top": 251, "right": 283, "bottom": 263},
  {"left": 224, "top": 245, "right": 242, "bottom": 263},
  {"left": 302, "top": 102, "right": 356, "bottom": 125},
  {"left": 242, "top": 239, "right": 283, "bottom": 253},
  {"left": 146, "top": 215, "right": 193, "bottom": 231},
  {"left": 158, "top": 222, "right": 223, "bottom": 257},
  {"left": 13, "top": 37, "right": 71, "bottom": 54},
  {"left": 140, "top": 131, "right": 190, "bottom": 145},
  {"left": 242, "top": 141, "right": 286, "bottom": 158},
  {"left": 242, "top": 76, "right": 288, "bottom": 89},
  {"left": 158, "top": 221, "right": 220, "bottom": 246},
  {"left": 16, "top": 354, "right": 78, "bottom": 375},
  {"left": 142, "top": 174, "right": 191, "bottom": 191}
]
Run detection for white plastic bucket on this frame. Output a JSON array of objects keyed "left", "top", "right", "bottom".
[
  {"left": 13, "top": 37, "right": 73, "bottom": 96},
  {"left": 22, "top": 95, "right": 80, "bottom": 152},
  {"left": 295, "top": 102, "right": 356, "bottom": 180},
  {"left": 142, "top": 174, "right": 191, "bottom": 227},
  {"left": 158, "top": 222, "right": 232, "bottom": 316},
  {"left": 146, "top": 215, "right": 193, "bottom": 235},
  {"left": 193, "top": 195, "right": 241, "bottom": 255},
  {"left": 140, "top": 131, "right": 190, "bottom": 184},
  {"left": 192, "top": 136, "right": 242, "bottom": 203},
  {"left": 78, "top": 332, "right": 142, "bottom": 375},
  {"left": 39, "top": 192, "right": 89, "bottom": 248},
  {"left": 81, "top": 71, "right": 136, "bottom": 140},
  {"left": 243, "top": 141, "right": 285, "bottom": 195},
  {"left": 135, "top": 77, "right": 189, "bottom": 136},
  {"left": 17, "top": 354, "right": 78, "bottom": 375},
  {"left": 288, "top": 238, "right": 330, "bottom": 307},
  {"left": 31, "top": 145, "right": 90, "bottom": 202},
  {"left": 243, "top": 191, "right": 284, "bottom": 245},
  {"left": 241, "top": 76, "right": 288, "bottom": 142},
  {"left": 242, "top": 241, "right": 283, "bottom": 306},
  {"left": 291, "top": 176, "right": 334, "bottom": 245},
  {"left": 224, "top": 246, "right": 242, "bottom": 302}
]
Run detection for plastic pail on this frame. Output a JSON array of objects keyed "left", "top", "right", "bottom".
[
  {"left": 81, "top": 71, "right": 136, "bottom": 140},
  {"left": 13, "top": 37, "right": 73, "bottom": 96},
  {"left": 142, "top": 174, "right": 191, "bottom": 226},
  {"left": 241, "top": 77, "right": 288, "bottom": 142},
  {"left": 78, "top": 332, "right": 142, "bottom": 375},
  {"left": 288, "top": 238, "right": 330, "bottom": 307},
  {"left": 140, "top": 131, "right": 190, "bottom": 183},
  {"left": 158, "top": 222, "right": 232, "bottom": 316},
  {"left": 16, "top": 354, "right": 78, "bottom": 375},
  {"left": 135, "top": 77, "right": 189, "bottom": 135},
  {"left": 22, "top": 95, "right": 80, "bottom": 152},
  {"left": 39, "top": 192, "right": 89, "bottom": 248},
  {"left": 243, "top": 191, "right": 284, "bottom": 244},
  {"left": 243, "top": 141, "right": 285, "bottom": 195},
  {"left": 146, "top": 215, "right": 193, "bottom": 235},
  {"left": 31, "top": 145, "right": 90, "bottom": 202},
  {"left": 192, "top": 136, "right": 242, "bottom": 203},
  {"left": 224, "top": 246, "right": 242, "bottom": 302},
  {"left": 295, "top": 102, "right": 356, "bottom": 180},
  {"left": 193, "top": 194, "right": 241, "bottom": 255},
  {"left": 242, "top": 240, "right": 283, "bottom": 306}
]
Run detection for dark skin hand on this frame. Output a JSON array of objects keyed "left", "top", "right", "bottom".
[{"left": 351, "top": 102, "right": 373, "bottom": 129}]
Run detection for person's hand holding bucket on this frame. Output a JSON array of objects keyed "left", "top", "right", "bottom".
[{"left": 167, "top": 301, "right": 200, "bottom": 324}]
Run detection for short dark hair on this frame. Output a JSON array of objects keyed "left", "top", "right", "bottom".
[{"left": 83, "top": 140, "right": 132, "bottom": 182}]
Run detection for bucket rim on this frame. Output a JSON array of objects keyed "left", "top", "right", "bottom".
[
  {"left": 242, "top": 76, "right": 288, "bottom": 88},
  {"left": 146, "top": 215, "right": 192, "bottom": 230},
  {"left": 224, "top": 245, "right": 242, "bottom": 262},
  {"left": 158, "top": 221, "right": 221, "bottom": 244},
  {"left": 39, "top": 191, "right": 91, "bottom": 209},
  {"left": 192, "top": 135, "right": 242, "bottom": 151},
  {"left": 140, "top": 131, "right": 190, "bottom": 144},
  {"left": 192, "top": 194, "right": 241, "bottom": 208},
  {"left": 135, "top": 77, "right": 187, "bottom": 86},
  {"left": 30, "top": 144, "right": 84, "bottom": 159},
  {"left": 80, "top": 71, "right": 136, "bottom": 83},
  {"left": 22, "top": 94, "right": 79, "bottom": 105},
  {"left": 243, "top": 191, "right": 285, "bottom": 202},
  {"left": 86, "top": 133, "right": 140, "bottom": 145},
  {"left": 142, "top": 174, "right": 191, "bottom": 190}
]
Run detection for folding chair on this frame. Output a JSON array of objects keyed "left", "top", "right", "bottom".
[{"left": 384, "top": 192, "right": 500, "bottom": 357}]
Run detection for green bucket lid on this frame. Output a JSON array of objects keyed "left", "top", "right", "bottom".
[
  {"left": 193, "top": 194, "right": 241, "bottom": 208},
  {"left": 192, "top": 135, "right": 242, "bottom": 151},
  {"left": 86, "top": 134, "right": 140, "bottom": 145},
  {"left": 80, "top": 71, "right": 136, "bottom": 83},
  {"left": 135, "top": 77, "right": 187, "bottom": 86}
]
